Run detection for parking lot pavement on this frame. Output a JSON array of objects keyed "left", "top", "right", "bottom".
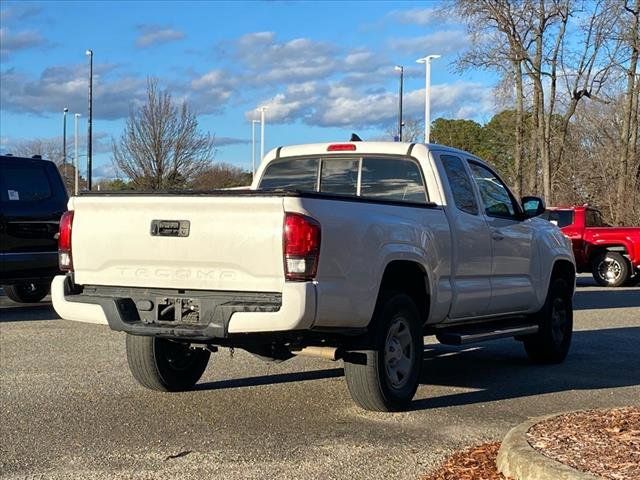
[{"left": 1, "top": 275, "right": 639, "bottom": 480}]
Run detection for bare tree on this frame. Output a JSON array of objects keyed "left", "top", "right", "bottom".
[
  {"left": 385, "top": 118, "right": 424, "bottom": 143},
  {"left": 112, "top": 79, "right": 215, "bottom": 190},
  {"left": 190, "top": 163, "right": 252, "bottom": 190}
]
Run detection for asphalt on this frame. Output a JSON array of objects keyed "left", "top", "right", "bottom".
[{"left": 1, "top": 275, "right": 639, "bottom": 479}]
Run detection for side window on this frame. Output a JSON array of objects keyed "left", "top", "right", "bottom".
[
  {"left": 259, "top": 158, "right": 319, "bottom": 191},
  {"left": 320, "top": 158, "right": 358, "bottom": 195},
  {"left": 0, "top": 163, "right": 52, "bottom": 202},
  {"left": 586, "top": 209, "right": 603, "bottom": 227},
  {"left": 440, "top": 155, "right": 478, "bottom": 214},
  {"left": 360, "top": 157, "right": 427, "bottom": 203},
  {"left": 469, "top": 162, "right": 518, "bottom": 218}
]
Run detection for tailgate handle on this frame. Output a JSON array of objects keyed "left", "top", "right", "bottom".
[{"left": 150, "top": 220, "right": 190, "bottom": 237}]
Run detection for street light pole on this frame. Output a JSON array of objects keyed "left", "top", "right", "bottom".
[
  {"left": 62, "top": 107, "right": 68, "bottom": 183},
  {"left": 259, "top": 106, "right": 267, "bottom": 161},
  {"left": 74, "top": 114, "right": 81, "bottom": 195},
  {"left": 416, "top": 54, "right": 440, "bottom": 144},
  {"left": 86, "top": 49, "right": 93, "bottom": 190},
  {"left": 251, "top": 119, "right": 260, "bottom": 176},
  {"left": 394, "top": 66, "right": 404, "bottom": 141}
]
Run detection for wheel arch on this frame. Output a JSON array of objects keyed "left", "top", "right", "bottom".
[{"left": 375, "top": 260, "right": 431, "bottom": 327}]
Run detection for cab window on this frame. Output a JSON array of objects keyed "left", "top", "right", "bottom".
[{"left": 469, "top": 161, "right": 519, "bottom": 219}]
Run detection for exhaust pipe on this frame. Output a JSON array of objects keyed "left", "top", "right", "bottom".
[{"left": 291, "top": 346, "right": 341, "bottom": 361}]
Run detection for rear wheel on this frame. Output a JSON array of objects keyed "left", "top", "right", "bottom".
[
  {"left": 344, "top": 293, "right": 422, "bottom": 411},
  {"left": 592, "top": 252, "right": 630, "bottom": 287},
  {"left": 523, "top": 278, "right": 573, "bottom": 364},
  {"left": 2, "top": 282, "right": 49, "bottom": 303},
  {"left": 125, "top": 335, "right": 210, "bottom": 391}
]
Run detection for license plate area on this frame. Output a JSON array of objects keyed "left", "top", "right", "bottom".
[{"left": 157, "top": 297, "right": 200, "bottom": 324}]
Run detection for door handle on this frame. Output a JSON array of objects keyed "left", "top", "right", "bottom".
[{"left": 492, "top": 230, "right": 505, "bottom": 241}]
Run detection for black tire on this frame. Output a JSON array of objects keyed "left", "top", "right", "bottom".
[
  {"left": 2, "top": 282, "right": 49, "bottom": 303},
  {"left": 523, "top": 278, "right": 573, "bottom": 364},
  {"left": 125, "top": 334, "right": 210, "bottom": 392},
  {"left": 591, "top": 252, "right": 630, "bottom": 287},
  {"left": 344, "top": 293, "right": 422, "bottom": 412}
]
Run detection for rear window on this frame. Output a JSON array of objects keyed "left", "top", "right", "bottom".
[
  {"left": 0, "top": 163, "right": 52, "bottom": 202},
  {"left": 541, "top": 210, "right": 574, "bottom": 227},
  {"left": 258, "top": 156, "right": 428, "bottom": 204}
]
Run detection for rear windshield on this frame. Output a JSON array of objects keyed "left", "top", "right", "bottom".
[
  {"left": 541, "top": 209, "right": 574, "bottom": 227},
  {"left": 0, "top": 163, "right": 52, "bottom": 202},
  {"left": 259, "top": 156, "right": 428, "bottom": 204}
]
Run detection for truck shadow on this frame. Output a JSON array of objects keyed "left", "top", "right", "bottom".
[
  {"left": 195, "top": 367, "right": 344, "bottom": 391},
  {"left": 0, "top": 304, "right": 59, "bottom": 322},
  {"left": 574, "top": 288, "right": 640, "bottom": 310},
  {"left": 412, "top": 326, "right": 640, "bottom": 410}
]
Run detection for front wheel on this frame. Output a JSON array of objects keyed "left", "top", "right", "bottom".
[
  {"left": 523, "top": 278, "right": 573, "bottom": 364},
  {"left": 125, "top": 335, "right": 210, "bottom": 392},
  {"left": 592, "top": 252, "right": 630, "bottom": 287},
  {"left": 2, "top": 282, "right": 49, "bottom": 303},
  {"left": 344, "top": 293, "right": 422, "bottom": 412}
]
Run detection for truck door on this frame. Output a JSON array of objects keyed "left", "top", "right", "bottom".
[
  {"left": 467, "top": 160, "right": 535, "bottom": 314},
  {"left": 436, "top": 154, "right": 492, "bottom": 319}
]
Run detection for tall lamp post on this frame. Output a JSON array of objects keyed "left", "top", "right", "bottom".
[
  {"left": 394, "top": 65, "right": 404, "bottom": 142},
  {"left": 62, "top": 107, "right": 68, "bottom": 183},
  {"left": 251, "top": 119, "right": 260, "bottom": 176},
  {"left": 416, "top": 54, "right": 440, "bottom": 144},
  {"left": 74, "top": 114, "right": 81, "bottom": 195},
  {"left": 259, "top": 106, "right": 267, "bottom": 161},
  {"left": 86, "top": 49, "right": 93, "bottom": 190}
]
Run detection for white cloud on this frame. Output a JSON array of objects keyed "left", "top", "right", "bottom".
[
  {"left": 0, "top": 27, "right": 45, "bottom": 59},
  {"left": 135, "top": 25, "right": 185, "bottom": 48},
  {"left": 389, "top": 30, "right": 470, "bottom": 55},
  {"left": 388, "top": 7, "right": 452, "bottom": 26}
]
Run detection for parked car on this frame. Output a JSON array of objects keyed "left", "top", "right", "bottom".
[
  {"left": 0, "top": 154, "right": 68, "bottom": 302},
  {"left": 51, "top": 142, "right": 575, "bottom": 411},
  {"left": 543, "top": 205, "right": 640, "bottom": 287}
]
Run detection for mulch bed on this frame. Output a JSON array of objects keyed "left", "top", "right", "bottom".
[
  {"left": 421, "top": 442, "right": 508, "bottom": 480},
  {"left": 527, "top": 406, "right": 640, "bottom": 480}
]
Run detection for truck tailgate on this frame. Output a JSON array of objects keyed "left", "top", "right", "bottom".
[{"left": 69, "top": 195, "right": 286, "bottom": 292}]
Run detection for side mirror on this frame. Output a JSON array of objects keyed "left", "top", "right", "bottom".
[{"left": 521, "top": 196, "right": 545, "bottom": 218}]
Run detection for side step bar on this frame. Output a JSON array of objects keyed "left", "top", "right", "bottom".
[{"left": 435, "top": 324, "right": 539, "bottom": 346}]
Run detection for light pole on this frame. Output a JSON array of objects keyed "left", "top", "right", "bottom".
[
  {"left": 74, "top": 114, "right": 81, "bottom": 195},
  {"left": 394, "top": 66, "right": 404, "bottom": 141},
  {"left": 62, "top": 107, "right": 68, "bottom": 183},
  {"left": 416, "top": 54, "right": 440, "bottom": 143},
  {"left": 259, "top": 106, "right": 267, "bottom": 161},
  {"left": 86, "top": 49, "right": 93, "bottom": 190},
  {"left": 251, "top": 119, "right": 260, "bottom": 176}
]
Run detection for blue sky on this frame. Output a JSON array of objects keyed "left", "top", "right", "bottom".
[{"left": 0, "top": 1, "right": 499, "bottom": 178}]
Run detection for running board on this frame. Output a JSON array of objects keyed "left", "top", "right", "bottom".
[{"left": 435, "top": 324, "right": 539, "bottom": 345}]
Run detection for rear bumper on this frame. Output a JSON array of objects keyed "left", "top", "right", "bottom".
[
  {"left": 0, "top": 251, "right": 60, "bottom": 285},
  {"left": 51, "top": 275, "right": 316, "bottom": 339}
]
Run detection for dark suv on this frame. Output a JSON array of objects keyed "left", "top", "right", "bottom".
[{"left": 0, "top": 155, "right": 68, "bottom": 303}]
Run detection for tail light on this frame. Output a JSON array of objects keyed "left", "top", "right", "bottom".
[
  {"left": 283, "top": 212, "right": 321, "bottom": 281},
  {"left": 58, "top": 211, "right": 74, "bottom": 271}
]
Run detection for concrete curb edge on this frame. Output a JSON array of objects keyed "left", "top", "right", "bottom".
[{"left": 497, "top": 413, "right": 602, "bottom": 480}]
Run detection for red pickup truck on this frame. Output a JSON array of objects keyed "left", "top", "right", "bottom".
[{"left": 543, "top": 205, "right": 640, "bottom": 287}]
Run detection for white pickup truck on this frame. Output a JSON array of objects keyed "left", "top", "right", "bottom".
[{"left": 52, "top": 141, "right": 575, "bottom": 411}]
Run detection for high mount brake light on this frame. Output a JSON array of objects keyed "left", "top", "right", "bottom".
[
  {"left": 283, "top": 212, "right": 321, "bottom": 281},
  {"left": 58, "top": 211, "right": 74, "bottom": 271},
  {"left": 327, "top": 143, "right": 356, "bottom": 152}
]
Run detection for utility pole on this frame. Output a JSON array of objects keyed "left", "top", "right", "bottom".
[
  {"left": 62, "top": 107, "right": 68, "bottom": 184},
  {"left": 86, "top": 49, "right": 94, "bottom": 190},
  {"left": 259, "top": 106, "right": 267, "bottom": 161},
  {"left": 416, "top": 55, "right": 440, "bottom": 143},
  {"left": 394, "top": 66, "right": 404, "bottom": 141},
  {"left": 74, "top": 114, "right": 81, "bottom": 195},
  {"left": 252, "top": 119, "right": 260, "bottom": 177}
]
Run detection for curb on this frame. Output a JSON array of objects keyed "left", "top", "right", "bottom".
[{"left": 497, "top": 413, "right": 602, "bottom": 480}]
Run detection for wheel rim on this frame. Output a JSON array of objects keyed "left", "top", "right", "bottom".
[
  {"left": 160, "top": 340, "right": 199, "bottom": 371},
  {"left": 550, "top": 297, "right": 568, "bottom": 345},
  {"left": 384, "top": 317, "right": 413, "bottom": 390},
  {"left": 597, "top": 257, "right": 622, "bottom": 284}
]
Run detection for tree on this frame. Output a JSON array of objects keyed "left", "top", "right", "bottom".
[
  {"left": 430, "top": 118, "right": 486, "bottom": 155},
  {"left": 112, "top": 78, "right": 215, "bottom": 191},
  {"left": 189, "top": 163, "right": 252, "bottom": 190}
]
